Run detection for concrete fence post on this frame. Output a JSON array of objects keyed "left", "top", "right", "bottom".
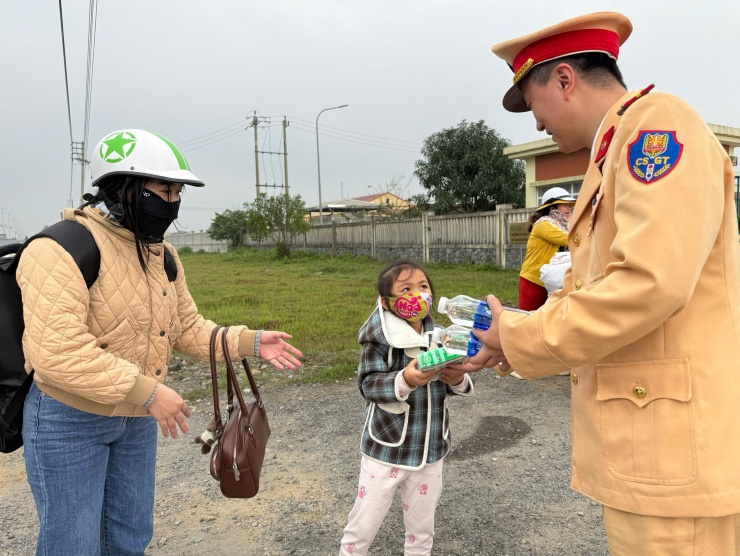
[
  {"left": 422, "top": 211, "right": 432, "bottom": 264},
  {"left": 331, "top": 220, "right": 337, "bottom": 258},
  {"left": 371, "top": 216, "right": 376, "bottom": 260}
]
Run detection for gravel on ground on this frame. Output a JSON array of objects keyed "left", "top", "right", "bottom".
[{"left": 0, "top": 358, "right": 608, "bottom": 556}]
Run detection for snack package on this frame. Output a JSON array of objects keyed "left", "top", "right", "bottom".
[{"left": 416, "top": 346, "right": 465, "bottom": 373}]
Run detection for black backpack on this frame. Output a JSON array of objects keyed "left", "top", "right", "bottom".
[{"left": 0, "top": 220, "right": 177, "bottom": 453}]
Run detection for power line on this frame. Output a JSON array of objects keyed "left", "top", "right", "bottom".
[
  {"left": 290, "top": 121, "right": 420, "bottom": 153},
  {"left": 57, "top": 0, "right": 73, "bottom": 145},
  {"left": 58, "top": 0, "right": 74, "bottom": 204},
  {"left": 287, "top": 115, "right": 421, "bottom": 147},
  {"left": 180, "top": 128, "right": 246, "bottom": 153},
  {"left": 178, "top": 120, "right": 247, "bottom": 147},
  {"left": 82, "top": 0, "right": 99, "bottom": 152}
]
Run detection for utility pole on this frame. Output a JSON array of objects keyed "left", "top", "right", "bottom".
[
  {"left": 71, "top": 141, "right": 87, "bottom": 203},
  {"left": 252, "top": 115, "right": 260, "bottom": 197},
  {"left": 249, "top": 113, "right": 290, "bottom": 198},
  {"left": 282, "top": 117, "right": 289, "bottom": 198}
]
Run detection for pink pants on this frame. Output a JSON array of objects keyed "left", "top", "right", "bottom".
[{"left": 339, "top": 456, "right": 444, "bottom": 556}]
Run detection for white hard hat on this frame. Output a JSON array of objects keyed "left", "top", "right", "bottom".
[
  {"left": 536, "top": 187, "right": 576, "bottom": 211},
  {"left": 90, "top": 129, "right": 204, "bottom": 188}
]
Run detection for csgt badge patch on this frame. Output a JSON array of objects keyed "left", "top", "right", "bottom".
[{"left": 627, "top": 130, "right": 683, "bottom": 184}]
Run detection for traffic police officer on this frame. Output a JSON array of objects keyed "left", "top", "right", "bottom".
[{"left": 449, "top": 11, "right": 740, "bottom": 555}]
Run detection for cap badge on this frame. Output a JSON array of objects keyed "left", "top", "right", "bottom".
[{"left": 627, "top": 130, "right": 683, "bottom": 184}]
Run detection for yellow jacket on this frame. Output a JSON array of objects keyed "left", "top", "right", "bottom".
[
  {"left": 500, "top": 90, "right": 740, "bottom": 517},
  {"left": 519, "top": 218, "right": 569, "bottom": 286},
  {"left": 17, "top": 207, "right": 256, "bottom": 416}
]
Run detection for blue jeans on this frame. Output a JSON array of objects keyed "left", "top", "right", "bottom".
[{"left": 23, "top": 383, "right": 158, "bottom": 556}]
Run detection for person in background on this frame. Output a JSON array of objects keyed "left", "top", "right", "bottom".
[
  {"left": 339, "top": 260, "right": 473, "bottom": 556},
  {"left": 518, "top": 186, "right": 576, "bottom": 311},
  {"left": 449, "top": 11, "right": 740, "bottom": 555},
  {"left": 18, "top": 129, "right": 303, "bottom": 555}
]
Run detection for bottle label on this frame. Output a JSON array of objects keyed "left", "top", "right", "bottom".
[
  {"left": 472, "top": 302, "right": 492, "bottom": 330},
  {"left": 467, "top": 335, "right": 483, "bottom": 357},
  {"left": 416, "top": 347, "right": 465, "bottom": 372}
]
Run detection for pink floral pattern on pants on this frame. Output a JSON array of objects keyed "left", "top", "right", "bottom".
[{"left": 339, "top": 456, "right": 444, "bottom": 556}]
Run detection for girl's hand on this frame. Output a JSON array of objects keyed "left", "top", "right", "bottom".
[
  {"left": 438, "top": 371, "right": 465, "bottom": 386},
  {"left": 259, "top": 331, "right": 304, "bottom": 370},
  {"left": 402, "top": 359, "right": 438, "bottom": 388}
]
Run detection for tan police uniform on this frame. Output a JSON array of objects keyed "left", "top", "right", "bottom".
[{"left": 490, "top": 11, "right": 740, "bottom": 555}]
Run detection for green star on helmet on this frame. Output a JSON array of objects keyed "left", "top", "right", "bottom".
[{"left": 100, "top": 131, "right": 137, "bottom": 163}]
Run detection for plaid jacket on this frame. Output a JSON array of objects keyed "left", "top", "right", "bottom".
[{"left": 357, "top": 299, "right": 473, "bottom": 469}]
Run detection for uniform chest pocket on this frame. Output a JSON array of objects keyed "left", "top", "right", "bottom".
[{"left": 595, "top": 359, "right": 697, "bottom": 485}]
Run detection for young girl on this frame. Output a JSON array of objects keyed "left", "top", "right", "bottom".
[{"left": 339, "top": 260, "right": 474, "bottom": 556}]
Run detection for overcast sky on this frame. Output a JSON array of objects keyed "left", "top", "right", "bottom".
[{"left": 2, "top": 0, "right": 739, "bottom": 238}]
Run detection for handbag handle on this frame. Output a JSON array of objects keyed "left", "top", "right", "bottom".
[
  {"left": 209, "top": 326, "right": 225, "bottom": 436},
  {"left": 210, "top": 326, "right": 267, "bottom": 438},
  {"left": 220, "top": 328, "right": 267, "bottom": 426}
]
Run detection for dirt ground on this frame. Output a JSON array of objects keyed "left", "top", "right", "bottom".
[{"left": 0, "top": 358, "right": 608, "bottom": 556}]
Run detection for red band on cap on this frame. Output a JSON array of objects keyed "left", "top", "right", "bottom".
[{"left": 512, "top": 28, "right": 620, "bottom": 77}]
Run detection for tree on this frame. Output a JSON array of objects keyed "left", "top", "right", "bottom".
[
  {"left": 414, "top": 120, "right": 525, "bottom": 214},
  {"left": 243, "top": 193, "right": 312, "bottom": 258},
  {"left": 207, "top": 209, "right": 248, "bottom": 248}
]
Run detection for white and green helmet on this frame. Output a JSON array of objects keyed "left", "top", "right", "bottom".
[{"left": 90, "top": 129, "right": 204, "bottom": 188}]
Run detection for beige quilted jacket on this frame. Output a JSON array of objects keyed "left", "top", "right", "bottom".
[{"left": 17, "top": 207, "right": 256, "bottom": 417}]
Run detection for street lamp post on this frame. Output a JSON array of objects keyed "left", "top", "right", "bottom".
[{"left": 316, "top": 104, "right": 348, "bottom": 224}]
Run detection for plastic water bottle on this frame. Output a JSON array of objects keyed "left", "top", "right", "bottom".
[
  {"left": 437, "top": 295, "right": 492, "bottom": 330},
  {"left": 433, "top": 324, "right": 483, "bottom": 357},
  {"left": 437, "top": 295, "right": 531, "bottom": 330}
]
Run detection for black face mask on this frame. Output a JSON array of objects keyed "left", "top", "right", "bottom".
[{"left": 139, "top": 189, "right": 180, "bottom": 242}]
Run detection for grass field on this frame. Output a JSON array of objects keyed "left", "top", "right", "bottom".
[{"left": 179, "top": 248, "right": 519, "bottom": 383}]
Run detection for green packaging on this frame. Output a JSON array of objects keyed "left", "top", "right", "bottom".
[{"left": 416, "top": 347, "right": 465, "bottom": 372}]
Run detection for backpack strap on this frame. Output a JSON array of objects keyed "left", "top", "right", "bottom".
[
  {"left": 7, "top": 221, "right": 100, "bottom": 288},
  {"left": 34, "top": 221, "right": 100, "bottom": 288},
  {"left": 163, "top": 247, "right": 177, "bottom": 282},
  {"left": 15, "top": 220, "right": 176, "bottom": 285}
]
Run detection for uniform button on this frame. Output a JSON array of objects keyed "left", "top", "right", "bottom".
[
  {"left": 162, "top": 289, "right": 167, "bottom": 296},
  {"left": 571, "top": 373, "right": 579, "bottom": 385},
  {"left": 633, "top": 385, "right": 647, "bottom": 399},
  {"left": 573, "top": 235, "right": 581, "bottom": 247},
  {"left": 575, "top": 279, "right": 583, "bottom": 290},
  {"left": 155, "top": 369, "right": 162, "bottom": 376},
  {"left": 159, "top": 330, "right": 165, "bottom": 337},
  {"left": 100, "top": 343, "right": 108, "bottom": 349}
]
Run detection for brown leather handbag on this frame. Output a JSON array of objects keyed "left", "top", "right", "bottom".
[{"left": 208, "top": 326, "right": 271, "bottom": 498}]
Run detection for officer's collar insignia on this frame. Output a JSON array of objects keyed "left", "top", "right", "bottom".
[
  {"left": 593, "top": 126, "right": 615, "bottom": 164},
  {"left": 617, "top": 84, "right": 655, "bottom": 116},
  {"left": 627, "top": 130, "right": 683, "bottom": 184}
]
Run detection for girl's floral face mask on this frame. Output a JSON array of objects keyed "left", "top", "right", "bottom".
[{"left": 387, "top": 292, "right": 432, "bottom": 323}]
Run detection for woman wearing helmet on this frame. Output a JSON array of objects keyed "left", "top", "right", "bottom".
[
  {"left": 17, "top": 129, "right": 303, "bottom": 554},
  {"left": 518, "top": 186, "right": 576, "bottom": 311}
]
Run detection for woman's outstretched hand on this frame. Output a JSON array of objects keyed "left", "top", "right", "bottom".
[{"left": 259, "top": 331, "right": 304, "bottom": 370}]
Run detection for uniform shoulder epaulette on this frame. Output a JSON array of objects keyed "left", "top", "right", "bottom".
[{"left": 617, "top": 84, "right": 655, "bottom": 116}]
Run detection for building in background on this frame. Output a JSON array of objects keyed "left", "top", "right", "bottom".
[
  {"left": 305, "top": 192, "right": 409, "bottom": 223},
  {"left": 505, "top": 123, "right": 740, "bottom": 209}
]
